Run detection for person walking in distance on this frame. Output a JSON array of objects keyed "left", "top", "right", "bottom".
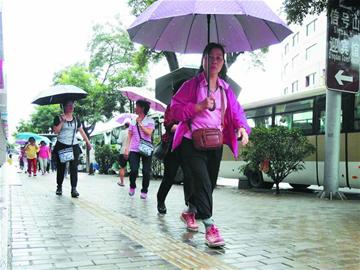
[
  {"left": 117, "top": 122, "right": 130, "bottom": 186},
  {"left": 24, "top": 137, "right": 39, "bottom": 177},
  {"left": 170, "top": 43, "right": 251, "bottom": 247},
  {"left": 53, "top": 100, "right": 92, "bottom": 198},
  {"left": 124, "top": 100, "right": 154, "bottom": 200}
]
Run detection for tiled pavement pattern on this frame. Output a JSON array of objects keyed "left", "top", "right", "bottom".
[{"left": 3, "top": 165, "right": 360, "bottom": 270}]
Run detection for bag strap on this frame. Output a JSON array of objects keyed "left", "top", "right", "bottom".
[
  {"left": 71, "top": 117, "right": 77, "bottom": 146},
  {"left": 220, "top": 88, "right": 225, "bottom": 129},
  {"left": 136, "top": 123, "right": 143, "bottom": 140}
]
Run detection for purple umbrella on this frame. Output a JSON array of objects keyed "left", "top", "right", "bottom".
[
  {"left": 116, "top": 113, "right": 138, "bottom": 125},
  {"left": 119, "top": 87, "right": 166, "bottom": 113},
  {"left": 127, "top": 0, "right": 292, "bottom": 54}
]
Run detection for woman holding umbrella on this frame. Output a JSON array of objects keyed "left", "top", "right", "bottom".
[
  {"left": 171, "top": 43, "right": 251, "bottom": 248},
  {"left": 53, "top": 100, "right": 91, "bottom": 198}
]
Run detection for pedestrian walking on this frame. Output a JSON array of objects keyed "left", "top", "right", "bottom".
[
  {"left": 156, "top": 102, "right": 183, "bottom": 215},
  {"left": 19, "top": 146, "right": 25, "bottom": 171},
  {"left": 49, "top": 143, "right": 56, "bottom": 172},
  {"left": 117, "top": 122, "right": 130, "bottom": 186},
  {"left": 24, "top": 137, "right": 39, "bottom": 177},
  {"left": 170, "top": 43, "right": 251, "bottom": 248},
  {"left": 53, "top": 100, "right": 91, "bottom": 198},
  {"left": 38, "top": 141, "right": 51, "bottom": 175},
  {"left": 124, "top": 100, "right": 155, "bottom": 199}
]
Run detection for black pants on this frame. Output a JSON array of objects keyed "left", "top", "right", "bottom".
[
  {"left": 157, "top": 148, "right": 182, "bottom": 203},
  {"left": 179, "top": 138, "right": 223, "bottom": 220},
  {"left": 129, "top": 151, "right": 152, "bottom": 193},
  {"left": 55, "top": 143, "right": 81, "bottom": 189}
]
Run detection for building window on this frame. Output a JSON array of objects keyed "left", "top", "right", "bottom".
[
  {"left": 292, "top": 32, "right": 299, "bottom": 47},
  {"left": 284, "top": 43, "right": 289, "bottom": 55},
  {"left": 292, "top": 81, "right": 298, "bottom": 93},
  {"left": 306, "top": 44, "right": 317, "bottom": 60},
  {"left": 306, "top": 19, "right": 316, "bottom": 36},
  {"left": 305, "top": 73, "right": 316, "bottom": 87},
  {"left": 283, "top": 87, "right": 289, "bottom": 95},
  {"left": 292, "top": 55, "right": 299, "bottom": 69}
]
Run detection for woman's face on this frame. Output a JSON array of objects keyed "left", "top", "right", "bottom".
[
  {"left": 202, "top": 48, "right": 224, "bottom": 76},
  {"left": 135, "top": 104, "right": 144, "bottom": 115},
  {"left": 64, "top": 101, "right": 74, "bottom": 114}
]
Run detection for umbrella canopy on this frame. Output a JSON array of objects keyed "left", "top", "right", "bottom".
[
  {"left": 32, "top": 84, "right": 88, "bottom": 105},
  {"left": 119, "top": 87, "right": 166, "bottom": 113},
  {"left": 155, "top": 67, "right": 242, "bottom": 105},
  {"left": 15, "top": 132, "right": 50, "bottom": 145},
  {"left": 116, "top": 113, "right": 138, "bottom": 125},
  {"left": 128, "top": 0, "right": 292, "bottom": 53}
]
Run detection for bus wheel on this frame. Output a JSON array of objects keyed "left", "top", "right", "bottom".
[
  {"left": 246, "top": 170, "right": 274, "bottom": 189},
  {"left": 290, "top": 184, "right": 310, "bottom": 190}
]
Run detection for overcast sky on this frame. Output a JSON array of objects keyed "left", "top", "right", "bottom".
[{"left": 3, "top": 0, "right": 285, "bottom": 137}]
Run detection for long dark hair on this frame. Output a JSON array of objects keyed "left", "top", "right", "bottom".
[{"left": 198, "top": 43, "right": 227, "bottom": 80}]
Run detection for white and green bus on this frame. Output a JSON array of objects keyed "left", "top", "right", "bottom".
[{"left": 219, "top": 88, "right": 360, "bottom": 189}]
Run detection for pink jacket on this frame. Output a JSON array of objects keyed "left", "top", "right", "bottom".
[{"left": 170, "top": 72, "right": 251, "bottom": 159}]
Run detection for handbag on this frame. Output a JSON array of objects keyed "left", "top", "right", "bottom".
[
  {"left": 153, "top": 140, "right": 171, "bottom": 160},
  {"left": 136, "top": 123, "right": 154, "bottom": 157},
  {"left": 58, "top": 118, "right": 77, "bottom": 163},
  {"left": 191, "top": 88, "right": 225, "bottom": 151}
]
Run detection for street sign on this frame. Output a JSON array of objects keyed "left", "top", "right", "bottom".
[{"left": 326, "top": 0, "right": 360, "bottom": 93}]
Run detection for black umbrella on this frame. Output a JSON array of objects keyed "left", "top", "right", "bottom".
[
  {"left": 155, "top": 67, "right": 242, "bottom": 105},
  {"left": 32, "top": 85, "right": 88, "bottom": 105}
]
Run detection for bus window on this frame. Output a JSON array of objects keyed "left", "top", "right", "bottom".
[
  {"left": 292, "top": 111, "right": 313, "bottom": 134},
  {"left": 355, "top": 95, "right": 360, "bottom": 130},
  {"left": 275, "top": 99, "right": 313, "bottom": 113},
  {"left": 246, "top": 106, "right": 272, "bottom": 118},
  {"left": 248, "top": 116, "right": 272, "bottom": 128},
  {"left": 275, "top": 114, "right": 293, "bottom": 128}
]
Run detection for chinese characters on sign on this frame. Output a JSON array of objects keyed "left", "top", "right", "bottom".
[{"left": 327, "top": 0, "right": 360, "bottom": 93}]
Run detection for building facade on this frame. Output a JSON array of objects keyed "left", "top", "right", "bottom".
[
  {"left": 281, "top": 13, "right": 327, "bottom": 96},
  {"left": 0, "top": 0, "right": 7, "bottom": 166}
]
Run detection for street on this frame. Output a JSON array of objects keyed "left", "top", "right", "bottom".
[{"left": 2, "top": 165, "right": 360, "bottom": 270}]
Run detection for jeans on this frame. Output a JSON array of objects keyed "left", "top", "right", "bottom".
[
  {"left": 129, "top": 151, "right": 152, "bottom": 193},
  {"left": 55, "top": 144, "right": 81, "bottom": 188},
  {"left": 38, "top": 158, "right": 48, "bottom": 173}
]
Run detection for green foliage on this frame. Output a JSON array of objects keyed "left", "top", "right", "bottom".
[
  {"left": 15, "top": 119, "right": 37, "bottom": 134},
  {"left": 94, "top": 144, "right": 119, "bottom": 174},
  {"left": 127, "top": 0, "right": 156, "bottom": 16},
  {"left": 52, "top": 64, "right": 126, "bottom": 135},
  {"left": 242, "top": 127, "right": 315, "bottom": 194},
  {"left": 282, "top": 0, "right": 327, "bottom": 24}
]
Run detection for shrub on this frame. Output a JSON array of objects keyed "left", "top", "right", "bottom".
[
  {"left": 242, "top": 126, "right": 315, "bottom": 194},
  {"left": 94, "top": 144, "right": 119, "bottom": 174}
]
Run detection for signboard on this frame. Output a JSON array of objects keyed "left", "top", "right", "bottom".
[{"left": 326, "top": 0, "right": 360, "bottom": 93}]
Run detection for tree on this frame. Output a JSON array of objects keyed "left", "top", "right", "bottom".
[
  {"left": 242, "top": 127, "right": 315, "bottom": 194},
  {"left": 15, "top": 119, "right": 36, "bottom": 134},
  {"left": 30, "top": 105, "right": 62, "bottom": 134},
  {"left": 282, "top": 0, "right": 327, "bottom": 24}
]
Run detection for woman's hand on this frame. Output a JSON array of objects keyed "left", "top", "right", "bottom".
[
  {"left": 124, "top": 148, "right": 129, "bottom": 160},
  {"left": 237, "top": 128, "right": 249, "bottom": 146},
  {"left": 196, "top": 97, "right": 215, "bottom": 112},
  {"left": 171, "top": 124, "right": 178, "bottom": 133},
  {"left": 59, "top": 114, "right": 66, "bottom": 122}
]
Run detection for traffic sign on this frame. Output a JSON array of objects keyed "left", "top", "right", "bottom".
[{"left": 326, "top": 0, "right": 360, "bottom": 93}]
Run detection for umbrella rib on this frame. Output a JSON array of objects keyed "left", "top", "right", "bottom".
[
  {"left": 264, "top": 20, "right": 280, "bottom": 42},
  {"left": 153, "top": 17, "right": 174, "bottom": 51},
  {"left": 184, "top": 14, "right": 197, "bottom": 54},
  {"left": 235, "top": 15, "right": 253, "bottom": 51},
  {"left": 214, "top": 15, "right": 220, "bottom": 44}
]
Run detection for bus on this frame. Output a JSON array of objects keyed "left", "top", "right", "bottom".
[{"left": 219, "top": 88, "right": 360, "bottom": 189}]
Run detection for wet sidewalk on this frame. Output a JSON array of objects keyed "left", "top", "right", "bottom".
[{"left": 2, "top": 165, "right": 360, "bottom": 270}]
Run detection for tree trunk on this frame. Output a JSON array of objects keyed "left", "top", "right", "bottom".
[
  {"left": 163, "top": 51, "right": 179, "bottom": 71},
  {"left": 275, "top": 181, "right": 280, "bottom": 195}
]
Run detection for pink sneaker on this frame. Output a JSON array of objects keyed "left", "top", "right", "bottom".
[
  {"left": 205, "top": 225, "right": 225, "bottom": 248},
  {"left": 140, "top": 192, "right": 147, "bottom": 199},
  {"left": 129, "top": 188, "right": 135, "bottom": 196},
  {"left": 180, "top": 212, "right": 199, "bottom": 232}
]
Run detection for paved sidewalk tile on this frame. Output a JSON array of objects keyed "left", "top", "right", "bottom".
[{"left": 4, "top": 166, "right": 360, "bottom": 269}]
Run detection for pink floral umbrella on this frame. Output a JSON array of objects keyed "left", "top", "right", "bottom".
[
  {"left": 119, "top": 87, "right": 166, "bottom": 113},
  {"left": 115, "top": 113, "right": 138, "bottom": 125}
]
